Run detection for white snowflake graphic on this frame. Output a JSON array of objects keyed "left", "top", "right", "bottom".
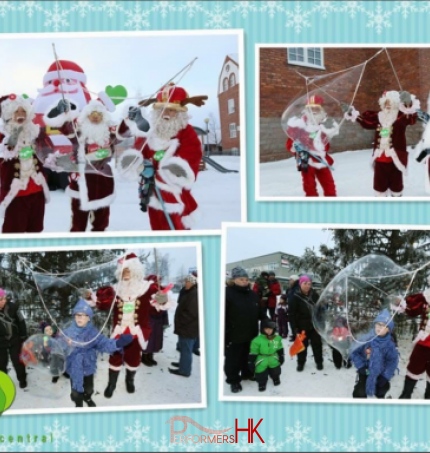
[
  {"left": 71, "top": 1, "right": 97, "bottom": 17},
  {"left": 68, "top": 435, "right": 98, "bottom": 452},
  {"left": 124, "top": 420, "right": 151, "bottom": 451},
  {"left": 231, "top": 437, "right": 258, "bottom": 452},
  {"left": 285, "top": 421, "right": 312, "bottom": 450},
  {"left": 204, "top": 3, "right": 231, "bottom": 29},
  {"left": 310, "top": 435, "right": 337, "bottom": 452},
  {"left": 338, "top": 1, "right": 366, "bottom": 18},
  {"left": 336, "top": 435, "right": 367, "bottom": 452},
  {"left": 231, "top": 1, "right": 258, "bottom": 18},
  {"left": 0, "top": 1, "right": 15, "bottom": 17},
  {"left": 16, "top": 1, "right": 43, "bottom": 17},
  {"left": 391, "top": 436, "right": 419, "bottom": 452},
  {"left": 96, "top": 1, "right": 125, "bottom": 17},
  {"left": 365, "top": 421, "right": 392, "bottom": 451},
  {"left": 285, "top": 3, "right": 312, "bottom": 33},
  {"left": 258, "top": 1, "right": 286, "bottom": 18},
  {"left": 43, "top": 419, "right": 70, "bottom": 451},
  {"left": 150, "top": 1, "right": 177, "bottom": 18},
  {"left": 177, "top": 1, "right": 205, "bottom": 17},
  {"left": 151, "top": 435, "right": 174, "bottom": 452},
  {"left": 312, "top": 1, "right": 338, "bottom": 18},
  {"left": 43, "top": 1, "right": 70, "bottom": 32},
  {"left": 393, "top": 0, "right": 418, "bottom": 18},
  {"left": 97, "top": 435, "right": 126, "bottom": 452},
  {"left": 364, "top": 2, "right": 393, "bottom": 34},
  {"left": 124, "top": 3, "right": 151, "bottom": 30},
  {"left": 260, "top": 434, "right": 285, "bottom": 452}
]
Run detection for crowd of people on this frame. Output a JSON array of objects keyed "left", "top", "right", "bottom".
[{"left": 0, "top": 257, "right": 200, "bottom": 409}]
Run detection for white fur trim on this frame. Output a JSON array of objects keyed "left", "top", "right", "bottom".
[
  {"left": 108, "top": 364, "right": 123, "bottom": 371},
  {"left": 0, "top": 178, "right": 24, "bottom": 216},
  {"left": 97, "top": 91, "right": 115, "bottom": 112},
  {"left": 158, "top": 156, "right": 196, "bottom": 190},
  {"left": 33, "top": 171, "right": 51, "bottom": 204},
  {"left": 308, "top": 160, "right": 327, "bottom": 170},
  {"left": 390, "top": 190, "right": 403, "bottom": 197},
  {"left": 125, "top": 363, "right": 141, "bottom": 371},
  {"left": 1, "top": 96, "right": 33, "bottom": 122},
  {"left": 287, "top": 116, "right": 306, "bottom": 129},
  {"left": 111, "top": 324, "right": 148, "bottom": 350},
  {"left": 399, "top": 95, "right": 420, "bottom": 115},
  {"left": 43, "top": 69, "right": 86, "bottom": 84},
  {"left": 374, "top": 190, "right": 388, "bottom": 197},
  {"left": 147, "top": 135, "right": 171, "bottom": 151},
  {"left": 117, "top": 148, "right": 144, "bottom": 181},
  {"left": 150, "top": 297, "right": 173, "bottom": 312},
  {"left": 43, "top": 99, "right": 79, "bottom": 128},
  {"left": 124, "top": 116, "right": 150, "bottom": 138},
  {"left": 423, "top": 288, "right": 430, "bottom": 304},
  {"left": 154, "top": 177, "right": 182, "bottom": 195},
  {"left": 148, "top": 195, "right": 183, "bottom": 214},
  {"left": 412, "top": 329, "right": 430, "bottom": 345},
  {"left": 344, "top": 106, "right": 359, "bottom": 122},
  {"left": 182, "top": 210, "right": 199, "bottom": 229},
  {"left": 320, "top": 120, "right": 340, "bottom": 139},
  {"left": 406, "top": 370, "right": 422, "bottom": 380},
  {"left": 379, "top": 90, "right": 400, "bottom": 109},
  {"left": 373, "top": 147, "right": 407, "bottom": 173}
]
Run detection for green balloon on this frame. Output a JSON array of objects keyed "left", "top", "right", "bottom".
[
  {"left": 22, "top": 93, "right": 29, "bottom": 99},
  {"left": 0, "top": 372, "right": 15, "bottom": 413},
  {"left": 105, "top": 85, "right": 128, "bottom": 106}
]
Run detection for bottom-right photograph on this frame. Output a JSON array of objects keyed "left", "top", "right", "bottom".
[{"left": 220, "top": 223, "right": 430, "bottom": 402}]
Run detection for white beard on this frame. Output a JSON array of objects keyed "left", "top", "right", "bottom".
[
  {"left": 116, "top": 278, "right": 149, "bottom": 301},
  {"left": 150, "top": 109, "right": 188, "bottom": 141},
  {"left": 4, "top": 119, "right": 40, "bottom": 146},
  {"left": 32, "top": 83, "right": 89, "bottom": 115},
  {"left": 304, "top": 108, "right": 326, "bottom": 126},
  {"left": 379, "top": 107, "right": 399, "bottom": 127},
  {"left": 78, "top": 117, "right": 110, "bottom": 145}
]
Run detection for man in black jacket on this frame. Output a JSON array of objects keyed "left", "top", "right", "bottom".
[
  {"left": 289, "top": 275, "right": 323, "bottom": 372},
  {"left": 286, "top": 275, "right": 300, "bottom": 341},
  {"left": 0, "top": 288, "right": 28, "bottom": 388},
  {"left": 224, "top": 267, "right": 268, "bottom": 393},
  {"left": 169, "top": 274, "right": 199, "bottom": 377}
]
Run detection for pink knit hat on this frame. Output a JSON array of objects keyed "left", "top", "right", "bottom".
[
  {"left": 299, "top": 275, "right": 312, "bottom": 285},
  {"left": 0, "top": 288, "right": 6, "bottom": 297}
]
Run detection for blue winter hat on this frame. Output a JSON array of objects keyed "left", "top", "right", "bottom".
[
  {"left": 231, "top": 267, "right": 248, "bottom": 279},
  {"left": 374, "top": 309, "right": 394, "bottom": 332},
  {"left": 72, "top": 299, "right": 94, "bottom": 319}
]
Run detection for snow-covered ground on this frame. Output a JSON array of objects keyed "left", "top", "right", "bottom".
[
  {"left": 9, "top": 300, "right": 204, "bottom": 414},
  {"left": 221, "top": 334, "right": 427, "bottom": 402},
  {"left": 259, "top": 148, "right": 430, "bottom": 199},
  {"left": 2, "top": 156, "right": 241, "bottom": 234}
]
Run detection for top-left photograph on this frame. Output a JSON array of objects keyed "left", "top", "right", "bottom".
[{"left": 0, "top": 30, "right": 244, "bottom": 236}]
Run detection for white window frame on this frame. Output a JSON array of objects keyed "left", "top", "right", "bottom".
[
  {"left": 223, "top": 77, "right": 228, "bottom": 92},
  {"left": 229, "top": 123, "right": 237, "bottom": 138},
  {"left": 228, "top": 98, "right": 235, "bottom": 114},
  {"left": 229, "top": 73, "right": 236, "bottom": 88},
  {"left": 287, "top": 47, "right": 325, "bottom": 70}
]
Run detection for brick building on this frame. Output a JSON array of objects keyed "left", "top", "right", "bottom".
[
  {"left": 260, "top": 47, "right": 430, "bottom": 162},
  {"left": 218, "top": 54, "right": 240, "bottom": 154}
]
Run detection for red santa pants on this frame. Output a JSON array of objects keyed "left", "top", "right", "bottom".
[
  {"left": 373, "top": 161, "right": 403, "bottom": 195},
  {"left": 2, "top": 192, "right": 45, "bottom": 233},
  {"left": 70, "top": 199, "right": 110, "bottom": 232},
  {"left": 301, "top": 166, "right": 337, "bottom": 197},
  {"left": 148, "top": 207, "right": 188, "bottom": 231},
  {"left": 406, "top": 343, "right": 430, "bottom": 379},
  {"left": 109, "top": 338, "right": 142, "bottom": 371}
]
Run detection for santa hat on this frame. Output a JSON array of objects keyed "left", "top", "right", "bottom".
[
  {"left": 117, "top": 253, "right": 145, "bottom": 278},
  {"left": 77, "top": 99, "right": 111, "bottom": 124},
  {"left": 43, "top": 60, "right": 87, "bottom": 85},
  {"left": 138, "top": 82, "right": 208, "bottom": 112},
  {"left": 306, "top": 95, "right": 324, "bottom": 108},
  {"left": 0, "top": 94, "right": 33, "bottom": 122},
  {"left": 378, "top": 90, "right": 400, "bottom": 109}
]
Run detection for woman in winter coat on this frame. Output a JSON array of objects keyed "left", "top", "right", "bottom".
[
  {"left": 225, "top": 267, "right": 268, "bottom": 393},
  {"left": 289, "top": 275, "right": 324, "bottom": 371},
  {"left": 350, "top": 309, "right": 399, "bottom": 399}
]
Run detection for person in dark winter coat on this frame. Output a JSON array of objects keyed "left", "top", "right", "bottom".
[
  {"left": 350, "top": 309, "right": 399, "bottom": 399},
  {"left": 289, "top": 275, "right": 324, "bottom": 371},
  {"left": 267, "top": 271, "right": 282, "bottom": 321},
  {"left": 0, "top": 288, "right": 27, "bottom": 389},
  {"left": 169, "top": 274, "right": 199, "bottom": 377},
  {"left": 248, "top": 319, "right": 285, "bottom": 392},
  {"left": 276, "top": 294, "right": 289, "bottom": 338},
  {"left": 252, "top": 271, "right": 270, "bottom": 316},
  {"left": 225, "top": 267, "right": 268, "bottom": 393},
  {"left": 286, "top": 275, "right": 300, "bottom": 341},
  {"left": 60, "top": 299, "right": 133, "bottom": 408}
]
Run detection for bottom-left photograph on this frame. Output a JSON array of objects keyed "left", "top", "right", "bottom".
[{"left": 0, "top": 242, "right": 205, "bottom": 414}]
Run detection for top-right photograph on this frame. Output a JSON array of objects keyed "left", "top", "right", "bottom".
[{"left": 258, "top": 46, "right": 430, "bottom": 200}]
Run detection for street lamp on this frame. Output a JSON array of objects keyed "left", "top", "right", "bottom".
[{"left": 204, "top": 117, "right": 210, "bottom": 156}]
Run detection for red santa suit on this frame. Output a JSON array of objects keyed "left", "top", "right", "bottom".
[
  {"left": 44, "top": 100, "right": 116, "bottom": 231},
  {"left": 346, "top": 90, "right": 419, "bottom": 196},
  {"left": 117, "top": 84, "right": 205, "bottom": 230},
  {"left": 0, "top": 95, "right": 51, "bottom": 233},
  {"left": 96, "top": 254, "right": 157, "bottom": 371},
  {"left": 267, "top": 276, "right": 282, "bottom": 320},
  {"left": 285, "top": 96, "right": 339, "bottom": 197}
]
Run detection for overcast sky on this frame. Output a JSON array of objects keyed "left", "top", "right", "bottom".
[
  {"left": 225, "top": 226, "right": 335, "bottom": 263},
  {"left": 0, "top": 31, "right": 239, "bottom": 128}
]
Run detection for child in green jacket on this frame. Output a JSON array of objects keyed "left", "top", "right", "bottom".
[{"left": 248, "top": 319, "right": 285, "bottom": 391}]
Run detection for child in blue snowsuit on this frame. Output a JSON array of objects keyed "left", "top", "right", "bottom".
[
  {"left": 350, "top": 309, "right": 399, "bottom": 399},
  {"left": 60, "top": 299, "right": 133, "bottom": 408}
]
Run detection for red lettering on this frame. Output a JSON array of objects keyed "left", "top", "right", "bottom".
[{"left": 234, "top": 418, "right": 264, "bottom": 443}]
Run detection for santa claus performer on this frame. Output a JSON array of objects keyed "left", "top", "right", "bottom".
[
  {"left": 394, "top": 285, "right": 430, "bottom": 399},
  {"left": 343, "top": 90, "right": 419, "bottom": 197},
  {"left": 96, "top": 253, "right": 158, "bottom": 398},
  {"left": 285, "top": 95, "right": 340, "bottom": 197},
  {"left": 116, "top": 83, "right": 206, "bottom": 230},
  {"left": 44, "top": 99, "right": 117, "bottom": 231},
  {"left": 0, "top": 94, "right": 51, "bottom": 233}
]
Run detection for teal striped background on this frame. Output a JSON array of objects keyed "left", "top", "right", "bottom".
[{"left": 1, "top": 1, "right": 430, "bottom": 451}]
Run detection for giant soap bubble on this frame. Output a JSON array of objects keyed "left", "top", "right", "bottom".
[
  {"left": 20, "top": 334, "right": 66, "bottom": 377},
  {"left": 313, "top": 254, "right": 426, "bottom": 358}
]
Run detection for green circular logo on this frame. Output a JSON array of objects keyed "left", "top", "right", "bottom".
[{"left": 0, "top": 371, "right": 16, "bottom": 414}]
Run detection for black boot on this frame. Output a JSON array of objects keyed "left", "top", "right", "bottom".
[
  {"left": 104, "top": 369, "right": 119, "bottom": 398},
  {"left": 399, "top": 376, "right": 417, "bottom": 399},
  {"left": 141, "top": 354, "right": 154, "bottom": 367},
  {"left": 148, "top": 353, "right": 157, "bottom": 366},
  {"left": 125, "top": 369, "right": 136, "bottom": 394},
  {"left": 425, "top": 382, "right": 430, "bottom": 399},
  {"left": 71, "top": 390, "right": 84, "bottom": 408},
  {"left": 83, "top": 393, "right": 96, "bottom": 407}
]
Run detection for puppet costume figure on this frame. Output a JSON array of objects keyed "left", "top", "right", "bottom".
[
  {"left": 396, "top": 286, "right": 430, "bottom": 399},
  {"left": 96, "top": 253, "right": 157, "bottom": 397},
  {"left": 0, "top": 94, "right": 51, "bottom": 233},
  {"left": 44, "top": 99, "right": 116, "bottom": 231},
  {"left": 117, "top": 83, "right": 206, "bottom": 230},
  {"left": 344, "top": 90, "right": 419, "bottom": 197},
  {"left": 285, "top": 95, "right": 340, "bottom": 197}
]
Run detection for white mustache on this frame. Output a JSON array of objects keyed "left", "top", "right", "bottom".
[{"left": 38, "top": 84, "right": 79, "bottom": 96}]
